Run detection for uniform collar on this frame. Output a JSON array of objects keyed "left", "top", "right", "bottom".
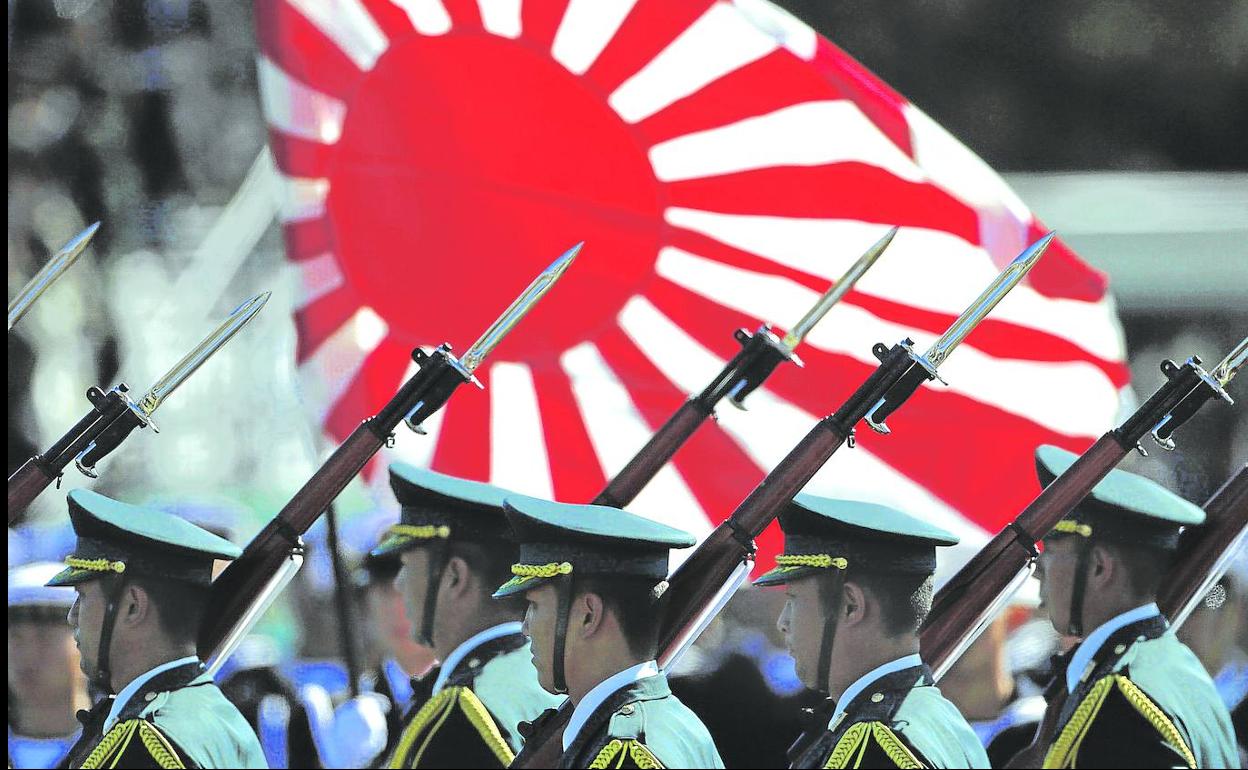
[
  {"left": 563, "top": 660, "right": 660, "bottom": 751},
  {"left": 104, "top": 655, "right": 200, "bottom": 732},
  {"left": 1066, "top": 602, "right": 1161, "bottom": 693},
  {"left": 830, "top": 653, "right": 923, "bottom": 728},
  {"left": 431, "top": 621, "right": 523, "bottom": 695}
]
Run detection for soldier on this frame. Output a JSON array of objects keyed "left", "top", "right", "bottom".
[
  {"left": 493, "top": 495, "right": 725, "bottom": 769},
  {"left": 753, "top": 494, "right": 989, "bottom": 769},
  {"left": 374, "top": 465, "right": 561, "bottom": 768},
  {"left": 50, "top": 489, "right": 266, "bottom": 768},
  {"left": 1016, "top": 445, "right": 1238, "bottom": 768},
  {"left": 8, "top": 561, "right": 90, "bottom": 769}
]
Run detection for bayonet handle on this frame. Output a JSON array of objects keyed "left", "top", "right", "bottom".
[{"left": 1114, "top": 359, "right": 1205, "bottom": 449}]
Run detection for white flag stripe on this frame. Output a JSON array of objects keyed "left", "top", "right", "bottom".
[
  {"left": 292, "top": 252, "right": 346, "bottom": 311},
  {"left": 489, "top": 361, "right": 555, "bottom": 499},
  {"left": 649, "top": 100, "right": 925, "bottom": 184},
  {"left": 617, "top": 296, "right": 986, "bottom": 544},
  {"left": 663, "top": 207, "right": 1126, "bottom": 362},
  {"left": 730, "top": 0, "right": 818, "bottom": 60},
  {"left": 385, "top": 359, "right": 446, "bottom": 469},
  {"left": 299, "top": 305, "right": 388, "bottom": 423},
  {"left": 257, "top": 57, "right": 348, "bottom": 145},
  {"left": 560, "top": 343, "right": 712, "bottom": 547},
  {"left": 275, "top": 174, "right": 330, "bottom": 224},
  {"left": 655, "top": 247, "right": 1117, "bottom": 437},
  {"left": 389, "top": 0, "right": 452, "bottom": 35},
  {"left": 286, "top": 0, "right": 389, "bottom": 71},
  {"left": 478, "top": 0, "right": 522, "bottom": 38},
  {"left": 551, "top": 0, "right": 638, "bottom": 75},
  {"left": 608, "top": 2, "right": 777, "bottom": 124}
]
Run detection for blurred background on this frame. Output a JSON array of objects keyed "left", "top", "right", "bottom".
[{"left": 8, "top": 1, "right": 1247, "bottom": 767}]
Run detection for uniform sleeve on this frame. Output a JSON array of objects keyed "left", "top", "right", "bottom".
[
  {"left": 1042, "top": 675, "right": 1195, "bottom": 769},
  {"left": 586, "top": 738, "right": 667, "bottom": 769},
  {"left": 383, "top": 686, "right": 514, "bottom": 769},
  {"left": 77, "top": 719, "right": 198, "bottom": 769}
]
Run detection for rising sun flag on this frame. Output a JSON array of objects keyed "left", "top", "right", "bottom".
[{"left": 253, "top": 0, "right": 1129, "bottom": 564}]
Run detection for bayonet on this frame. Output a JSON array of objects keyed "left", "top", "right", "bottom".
[
  {"left": 8, "top": 222, "right": 99, "bottom": 331},
  {"left": 1148, "top": 335, "right": 1243, "bottom": 450}
]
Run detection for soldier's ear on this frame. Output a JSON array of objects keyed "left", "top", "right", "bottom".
[
  {"left": 841, "top": 582, "right": 867, "bottom": 627},
  {"left": 122, "top": 583, "right": 153, "bottom": 628},
  {"left": 442, "top": 555, "right": 470, "bottom": 596},
  {"left": 578, "top": 591, "right": 607, "bottom": 639}
]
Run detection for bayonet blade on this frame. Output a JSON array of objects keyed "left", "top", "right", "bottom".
[
  {"left": 459, "top": 243, "right": 582, "bottom": 373},
  {"left": 136, "top": 292, "right": 271, "bottom": 416},
  {"left": 7, "top": 222, "right": 100, "bottom": 331},
  {"left": 1212, "top": 337, "right": 1247, "bottom": 388},
  {"left": 924, "top": 232, "right": 1054, "bottom": 368},
  {"left": 782, "top": 226, "right": 897, "bottom": 351}
]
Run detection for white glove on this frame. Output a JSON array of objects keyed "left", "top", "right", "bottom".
[{"left": 321, "top": 692, "right": 391, "bottom": 769}]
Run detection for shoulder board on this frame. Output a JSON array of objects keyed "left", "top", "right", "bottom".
[
  {"left": 385, "top": 685, "right": 514, "bottom": 768},
  {"left": 607, "top": 701, "right": 644, "bottom": 740},
  {"left": 80, "top": 719, "right": 188, "bottom": 769},
  {"left": 825, "top": 721, "right": 926, "bottom": 769},
  {"left": 1043, "top": 674, "right": 1196, "bottom": 769},
  {"left": 589, "top": 738, "right": 665, "bottom": 769}
]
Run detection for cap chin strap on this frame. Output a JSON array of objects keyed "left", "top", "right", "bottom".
[
  {"left": 552, "top": 574, "right": 573, "bottom": 695},
  {"left": 416, "top": 543, "right": 448, "bottom": 649},
  {"left": 94, "top": 574, "right": 130, "bottom": 693},
  {"left": 1066, "top": 537, "right": 1094, "bottom": 637},
  {"left": 816, "top": 570, "right": 846, "bottom": 695}
]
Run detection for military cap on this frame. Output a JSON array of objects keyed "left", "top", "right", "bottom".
[
  {"left": 370, "top": 463, "right": 513, "bottom": 557},
  {"left": 492, "top": 495, "right": 696, "bottom": 598},
  {"left": 1036, "top": 444, "right": 1204, "bottom": 549},
  {"left": 10, "top": 561, "right": 76, "bottom": 621},
  {"left": 754, "top": 495, "right": 958, "bottom": 587},
  {"left": 46, "top": 489, "right": 241, "bottom": 588}
]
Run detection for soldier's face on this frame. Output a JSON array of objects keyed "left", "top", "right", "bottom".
[
  {"left": 520, "top": 584, "right": 559, "bottom": 693},
  {"left": 397, "top": 547, "right": 434, "bottom": 647},
  {"left": 1036, "top": 536, "right": 1078, "bottom": 634},
  {"left": 777, "top": 576, "right": 826, "bottom": 690},
  {"left": 67, "top": 581, "right": 106, "bottom": 680},
  {"left": 8, "top": 616, "right": 82, "bottom": 700}
]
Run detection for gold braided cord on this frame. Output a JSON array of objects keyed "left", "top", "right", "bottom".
[
  {"left": 456, "top": 687, "right": 516, "bottom": 767},
  {"left": 1113, "top": 676, "right": 1197, "bottom": 769},
  {"left": 776, "top": 554, "right": 848, "bottom": 570},
  {"left": 410, "top": 690, "right": 457, "bottom": 768},
  {"left": 825, "top": 722, "right": 870, "bottom": 769},
  {"left": 589, "top": 739, "right": 624, "bottom": 769},
  {"left": 65, "top": 556, "right": 126, "bottom": 574},
  {"left": 80, "top": 720, "right": 136, "bottom": 768},
  {"left": 1042, "top": 676, "right": 1115, "bottom": 768},
  {"left": 511, "top": 562, "right": 573, "bottom": 578},
  {"left": 627, "top": 741, "right": 665, "bottom": 769},
  {"left": 869, "top": 723, "right": 925, "bottom": 769},
  {"left": 386, "top": 688, "right": 457, "bottom": 768},
  {"left": 1053, "top": 520, "right": 1093, "bottom": 538},
  {"left": 387, "top": 524, "right": 452, "bottom": 541},
  {"left": 136, "top": 723, "right": 186, "bottom": 769}
]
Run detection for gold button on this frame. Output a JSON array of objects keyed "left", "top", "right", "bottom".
[
  {"left": 1114, "top": 644, "right": 1127, "bottom": 654},
  {"left": 468, "top": 658, "right": 480, "bottom": 668},
  {"left": 619, "top": 704, "right": 635, "bottom": 716},
  {"left": 1137, "top": 635, "right": 1147, "bottom": 642},
  {"left": 145, "top": 693, "right": 157, "bottom": 702},
  {"left": 870, "top": 693, "right": 884, "bottom": 703}
]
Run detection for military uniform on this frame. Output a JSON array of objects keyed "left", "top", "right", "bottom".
[
  {"left": 373, "top": 465, "right": 561, "bottom": 768},
  {"left": 753, "top": 495, "right": 989, "bottom": 769},
  {"left": 1032, "top": 446, "right": 1238, "bottom": 769},
  {"left": 47, "top": 489, "right": 266, "bottom": 769},
  {"left": 493, "top": 495, "right": 725, "bottom": 769}
]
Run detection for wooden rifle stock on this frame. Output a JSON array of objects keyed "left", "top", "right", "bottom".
[
  {"left": 7, "top": 459, "right": 56, "bottom": 521},
  {"left": 1158, "top": 464, "right": 1248, "bottom": 623}
]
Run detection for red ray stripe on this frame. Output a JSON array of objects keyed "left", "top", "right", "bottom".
[
  {"left": 811, "top": 39, "right": 913, "bottom": 158},
  {"left": 645, "top": 278, "right": 1095, "bottom": 534},
  {"left": 664, "top": 164, "right": 980, "bottom": 243},
  {"left": 583, "top": 0, "right": 715, "bottom": 96},
  {"left": 529, "top": 357, "right": 608, "bottom": 502},
  {"left": 520, "top": 0, "right": 570, "bottom": 50},
  {"left": 666, "top": 228, "right": 1130, "bottom": 386},
  {"left": 254, "top": 0, "right": 364, "bottom": 101},
  {"left": 294, "top": 285, "right": 361, "bottom": 363},
  {"left": 1025, "top": 220, "right": 1108, "bottom": 303},
  {"left": 358, "top": 0, "right": 421, "bottom": 42},
  {"left": 637, "top": 49, "right": 843, "bottom": 146},
  {"left": 430, "top": 366, "right": 491, "bottom": 481},
  {"left": 441, "top": 0, "right": 483, "bottom": 28},
  {"left": 281, "top": 220, "right": 335, "bottom": 262},
  {"left": 268, "top": 130, "right": 337, "bottom": 179},
  {"left": 593, "top": 328, "right": 781, "bottom": 558},
  {"left": 323, "top": 336, "right": 414, "bottom": 441}
]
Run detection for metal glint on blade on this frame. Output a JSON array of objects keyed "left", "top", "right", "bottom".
[
  {"left": 1212, "top": 337, "right": 1247, "bottom": 389},
  {"left": 863, "top": 232, "right": 1054, "bottom": 434},
  {"left": 1150, "top": 335, "right": 1245, "bottom": 450},
  {"left": 7, "top": 222, "right": 100, "bottom": 331}
]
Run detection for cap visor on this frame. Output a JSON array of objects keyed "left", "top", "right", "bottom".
[
  {"left": 368, "top": 533, "right": 420, "bottom": 559},
  {"left": 752, "top": 565, "right": 820, "bottom": 587},
  {"left": 45, "top": 566, "right": 102, "bottom": 587},
  {"left": 492, "top": 573, "right": 551, "bottom": 599}
]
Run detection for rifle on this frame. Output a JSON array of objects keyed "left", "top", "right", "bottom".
[
  {"left": 1158, "top": 463, "right": 1248, "bottom": 628},
  {"left": 197, "top": 244, "right": 581, "bottom": 667},
  {"left": 920, "top": 336, "right": 1246, "bottom": 679},
  {"left": 7, "top": 292, "right": 269, "bottom": 523},
  {"left": 593, "top": 228, "right": 896, "bottom": 508},
  {"left": 510, "top": 233, "right": 1053, "bottom": 768},
  {"left": 8, "top": 222, "right": 98, "bottom": 331}
]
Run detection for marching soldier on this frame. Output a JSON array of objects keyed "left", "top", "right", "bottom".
[
  {"left": 753, "top": 494, "right": 989, "bottom": 769},
  {"left": 494, "top": 495, "right": 725, "bottom": 769},
  {"left": 374, "top": 465, "right": 561, "bottom": 768},
  {"left": 49, "top": 489, "right": 266, "bottom": 768},
  {"left": 1015, "top": 445, "right": 1238, "bottom": 768}
]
